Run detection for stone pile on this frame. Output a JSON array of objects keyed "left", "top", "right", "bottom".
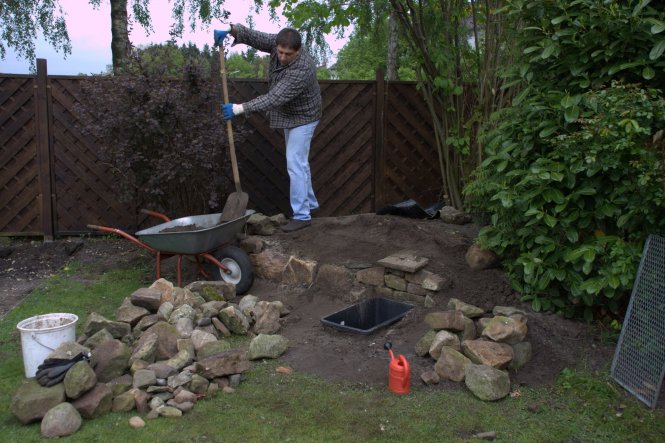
[
  {"left": 416, "top": 298, "right": 532, "bottom": 401},
  {"left": 10, "top": 278, "right": 290, "bottom": 438},
  {"left": 356, "top": 250, "right": 450, "bottom": 306}
]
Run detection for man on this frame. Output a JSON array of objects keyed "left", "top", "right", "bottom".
[{"left": 214, "top": 24, "right": 322, "bottom": 233}]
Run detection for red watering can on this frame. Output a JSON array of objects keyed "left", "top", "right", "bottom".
[{"left": 384, "top": 342, "right": 410, "bottom": 394}]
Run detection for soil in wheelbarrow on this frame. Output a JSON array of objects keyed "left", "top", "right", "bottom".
[
  {"left": 160, "top": 223, "right": 203, "bottom": 233},
  {"left": 0, "top": 214, "right": 621, "bottom": 398}
]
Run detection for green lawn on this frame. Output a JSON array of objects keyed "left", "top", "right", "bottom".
[{"left": 0, "top": 261, "right": 663, "bottom": 442}]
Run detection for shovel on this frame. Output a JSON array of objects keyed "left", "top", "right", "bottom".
[{"left": 217, "top": 39, "right": 248, "bottom": 223}]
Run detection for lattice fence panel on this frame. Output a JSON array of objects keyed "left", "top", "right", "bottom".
[
  {"left": 381, "top": 82, "right": 440, "bottom": 209},
  {"left": 0, "top": 76, "right": 40, "bottom": 234},
  {"left": 50, "top": 78, "right": 136, "bottom": 233}
]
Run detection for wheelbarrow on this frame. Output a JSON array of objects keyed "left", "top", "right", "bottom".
[{"left": 87, "top": 209, "right": 255, "bottom": 294}]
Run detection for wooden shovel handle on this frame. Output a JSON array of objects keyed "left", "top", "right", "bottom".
[{"left": 219, "top": 43, "right": 242, "bottom": 194}]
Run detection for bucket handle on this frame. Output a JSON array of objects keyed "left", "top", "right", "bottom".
[
  {"left": 398, "top": 355, "right": 410, "bottom": 389},
  {"left": 31, "top": 332, "right": 57, "bottom": 352}
]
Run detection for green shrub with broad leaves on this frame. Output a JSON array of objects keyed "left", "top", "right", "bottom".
[{"left": 464, "top": 0, "right": 665, "bottom": 320}]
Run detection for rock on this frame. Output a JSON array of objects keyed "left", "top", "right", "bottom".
[
  {"left": 355, "top": 267, "right": 385, "bottom": 286},
  {"left": 218, "top": 305, "right": 251, "bottom": 334},
  {"left": 144, "top": 321, "right": 179, "bottom": 360},
  {"left": 481, "top": 316, "right": 528, "bottom": 344},
  {"left": 447, "top": 298, "right": 485, "bottom": 318},
  {"left": 384, "top": 273, "right": 408, "bottom": 291},
  {"left": 11, "top": 379, "right": 66, "bottom": 424},
  {"left": 157, "top": 301, "right": 174, "bottom": 321},
  {"left": 41, "top": 402, "right": 81, "bottom": 438},
  {"left": 149, "top": 396, "right": 165, "bottom": 410},
  {"left": 188, "top": 374, "right": 210, "bottom": 395},
  {"left": 157, "top": 405, "right": 183, "bottom": 417},
  {"left": 148, "top": 362, "right": 179, "bottom": 379},
  {"left": 134, "top": 314, "right": 160, "bottom": 332},
  {"left": 251, "top": 249, "right": 290, "bottom": 280},
  {"left": 424, "top": 310, "right": 465, "bottom": 331},
  {"left": 464, "top": 364, "right": 510, "bottom": 401},
  {"left": 133, "top": 369, "right": 157, "bottom": 389},
  {"left": 64, "top": 361, "right": 97, "bottom": 399},
  {"left": 130, "top": 287, "right": 163, "bottom": 311},
  {"left": 406, "top": 282, "right": 429, "bottom": 296},
  {"left": 107, "top": 374, "right": 133, "bottom": 396},
  {"left": 212, "top": 317, "right": 232, "bottom": 337},
  {"left": 177, "top": 338, "right": 196, "bottom": 356},
  {"left": 116, "top": 297, "right": 150, "bottom": 326},
  {"left": 248, "top": 334, "right": 289, "bottom": 360},
  {"left": 424, "top": 294, "right": 435, "bottom": 308},
  {"left": 492, "top": 306, "right": 528, "bottom": 317},
  {"left": 439, "top": 206, "right": 472, "bottom": 224},
  {"left": 429, "top": 330, "right": 461, "bottom": 359},
  {"left": 435, "top": 347, "right": 472, "bottom": 382},
  {"left": 84, "top": 312, "right": 131, "bottom": 339},
  {"left": 247, "top": 213, "right": 278, "bottom": 236},
  {"left": 457, "top": 316, "right": 477, "bottom": 342},
  {"left": 112, "top": 389, "right": 137, "bottom": 412},
  {"left": 377, "top": 250, "right": 429, "bottom": 273},
  {"left": 240, "top": 236, "right": 265, "bottom": 254},
  {"left": 415, "top": 330, "right": 437, "bottom": 357},
  {"left": 465, "top": 244, "right": 499, "bottom": 271},
  {"left": 191, "top": 329, "right": 218, "bottom": 350},
  {"left": 165, "top": 349, "right": 194, "bottom": 371},
  {"left": 253, "top": 301, "right": 282, "bottom": 334},
  {"left": 169, "top": 304, "right": 196, "bottom": 324},
  {"left": 150, "top": 278, "right": 175, "bottom": 303},
  {"left": 129, "top": 416, "right": 146, "bottom": 428},
  {"left": 474, "top": 431, "right": 498, "bottom": 440},
  {"left": 71, "top": 383, "right": 113, "bottom": 418},
  {"left": 168, "top": 371, "right": 193, "bottom": 389},
  {"left": 196, "top": 349, "right": 251, "bottom": 379},
  {"left": 461, "top": 340, "right": 514, "bottom": 369},
  {"left": 509, "top": 341, "right": 533, "bottom": 370},
  {"left": 169, "top": 399, "right": 194, "bottom": 413},
  {"left": 92, "top": 339, "right": 131, "bottom": 382},
  {"left": 197, "top": 340, "right": 232, "bottom": 360},
  {"left": 175, "top": 317, "right": 194, "bottom": 338},
  {"left": 174, "top": 389, "right": 198, "bottom": 404},
  {"left": 83, "top": 328, "right": 115, "bottom": 350},
  {"left": 173, "top": 288, "right": 205, "bottom": 308},
  {"left": 420, "top": 370, "right": 440, "bottom": 385},
  {"left": 239, "top": 294, "right": 259, "bottom": 313},
  {"left": 47, "top": 341, "right": 90, "bottom": 360},
  {"left": 130, "top": 331, "right": 159, "bottom": 364},
  {"left": 282, "top": 256, "right": 318, "bottom": 285},
  {"left": 185, "top": 280, "right": 236, "bottom": 301}
]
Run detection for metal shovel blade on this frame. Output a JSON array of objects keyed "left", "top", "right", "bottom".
[{"left": 220, "top": 191, "right": 249, "bottom": 222}]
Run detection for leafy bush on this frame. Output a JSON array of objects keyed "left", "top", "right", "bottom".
[
  {"left": 465, "top": 0, "right": 665, "bottom": 319},
  {"left": 75, "top": 61, "right": 244, "bottom": 217}
]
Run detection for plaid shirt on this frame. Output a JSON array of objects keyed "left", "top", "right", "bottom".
[{"left": 233, "top": 24, "right": 322, "bottom": 129}]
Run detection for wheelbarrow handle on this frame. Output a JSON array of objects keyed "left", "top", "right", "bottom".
[
  {"left": 140, "top": 209, "right": 171, "bottom": 222},
  {"left": 87, "top": 224, "right": 157, "bottom": 253}
]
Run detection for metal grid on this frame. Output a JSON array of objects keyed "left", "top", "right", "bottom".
[{"left": 611, "top": 234, "right": 665, "bottom": 409}]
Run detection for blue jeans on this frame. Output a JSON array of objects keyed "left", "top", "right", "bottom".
[{"left": 284, "top": 121, "right": 319, "bottom": 221}]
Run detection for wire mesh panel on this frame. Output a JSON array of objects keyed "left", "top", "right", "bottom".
[{"left": 611, "top": 234, "right": 665, "bottom": 409}]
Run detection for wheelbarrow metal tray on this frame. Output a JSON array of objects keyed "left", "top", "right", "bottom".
[
  {"left": 135, "top": 210, "right": 254, "bottom": 254},
  {"left": 320, "top": 297, "right": 414, "bottom": 335}
]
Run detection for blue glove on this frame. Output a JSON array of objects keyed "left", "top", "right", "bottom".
[
  {"left": 214, "top": 28, "right": 230, "bottom": 46},
  {"left": 222, "top": 103, "right": 235, "bottom": 120}
]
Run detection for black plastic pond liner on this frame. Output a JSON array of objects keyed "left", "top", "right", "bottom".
[
  {"left": 320, "top": 297, "right": 415, "bottom": 335},
  {"left": 376, "top": 199, "right": 444, "bottom": 219}
]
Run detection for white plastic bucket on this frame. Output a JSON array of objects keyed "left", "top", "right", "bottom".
[{"left": 16, "top": 313, "right": 79, "bottom": 378}]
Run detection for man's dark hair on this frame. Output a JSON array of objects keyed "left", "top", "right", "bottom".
[{"left": 276, "top": 28, "right": 302, "bottom": 50}]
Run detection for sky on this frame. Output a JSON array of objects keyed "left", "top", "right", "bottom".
[{"left": 1, "top": 1, "right": 349, "bottom": 75}]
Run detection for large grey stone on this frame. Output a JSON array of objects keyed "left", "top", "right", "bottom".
[
  {"left": 447, "top": 298, "right": 485, "bottom": 318},
  {"left": 112, "top": 389, "right": 137, "bottom": 412},
  {"left": 197, "top": 340, "right": 232, "bottom": 360},
  {"left": 133, "top": 369, "right": 157, "bottom": 389},
  {"left": 196, "top": 349, "right": 251, "bottom": 379},
  {"left": 435, "top": 347, "right": 472, "bottom": 382},
  {"left": 64, "top": 361, "right": 97, "bottom": 400},
  {"left": 130, "top": 331, "right": 159, "bottom": 364},
  {"left": 131, "top": 287, "right": 163, "bottom": 311},
  {"left": 355, "top": 267, "right": 385, "bottom": 286},
  {"left": 157, "top": 301, "right": 174, "bottom": 321},
  {"left": 165, "top": 349, "right": 194, "bottom": 371},
  {"left": 429, "top": 330, "right": 461, "bottom": 360},
  {"left": 251, "top": 249, "right": 290, "bottom": 281},
  {"left": 465, "top": 244, "right": 499, "bottom": 271},
  {"left": 84, "top": 312, "right": 131, "bottom": 339},
  {"left": 464, "top": 364, "right": 510, "bottom": 401},
  {"left": 415, "top": 330, "right": 437, "bottom": 357},
  {"left": 116, "top": 297, "right": 150, "bottom": 326},
  {"left": 71, "top": 383, "right": 113, "bottom": 418},
  {"left": 143, "top": 321, "right": 179, "bottom": 360},
  {"left": 92, "top": 339, "right": 131, "bottom": 382},
  {"left": 377, "top": 250, "right": 429, "bottom": 273},
  {"left": 439, "top": 206, "right": 472, "bottom": 225},
  {"left": 185, "top": 280, "right": 236, "bottom": 302},
  {"left": 424, "top": 310, "right": 466, "bottom": 331},
  {"left": 11, "top": 379, "right": 66, "bottom": 424},
  {"left": 461, "top": 339, "right": 513, "bottom": 369},
  {"left": 248, "top": 334, "right": 289, "bottom": 360},
  {"left": 41, "top": 402, "right": 81, "bottom": 438},
  {"left": 282, "top": 256, "right": 318, "bottom": 285},
  {"left": 169, "top": 304, "right": 196, "bottom": 325},
  {"left": 218, "top": 305, "right": 250, "bottom": 334},
  {"left": 481, "top": 316, "right": 528, "bottom": 344},
  {"left": 253, "top": 301, "right": 282, "bottom": 334},
  {"left": 191, "top": 329, "right": 218, "bottom": 350},
  {"left": 83, "top": 328, "right": 115, "bottom": 350}
]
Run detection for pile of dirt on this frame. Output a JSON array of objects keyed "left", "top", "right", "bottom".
[{"left": 0, "top": 213, "right": 616, "bottom": 392}]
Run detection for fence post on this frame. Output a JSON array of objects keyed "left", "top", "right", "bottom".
[
  {"left": 373, "top": 68, "right": 386, "bottom": 212},
  {"left": 35, "top": 58, "right": 55, "bottom": 241}
]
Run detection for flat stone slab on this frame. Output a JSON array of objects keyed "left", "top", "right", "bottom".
[{"left": 377, "top": 250, "right": 429, "bottom": 273}]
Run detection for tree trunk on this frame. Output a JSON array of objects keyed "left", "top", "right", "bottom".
[
  {"left": 111, "top": 0, "right": 130, "bottom": 74},
  {"left": 386, "top": 12, "right": 399, "bottom": 81}
]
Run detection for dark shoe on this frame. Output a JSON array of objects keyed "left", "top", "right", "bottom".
[{"left": 281, "top": 219, "right": 311, "bottom": 232}]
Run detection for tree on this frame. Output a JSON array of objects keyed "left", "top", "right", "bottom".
[
  {"left": 0, "top": 0, "right": 70, "bottom": 61},
  {"left": 1, "top": 0, "right": 231, "bottom": 74}
]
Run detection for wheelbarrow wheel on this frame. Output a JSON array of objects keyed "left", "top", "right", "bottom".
[{"left": 205, "top": 245, "right": 254, "bottom": 295}]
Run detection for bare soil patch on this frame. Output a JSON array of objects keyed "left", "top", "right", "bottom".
[{"left": 0, "top": 214, "right": 616, "bottom": 392}]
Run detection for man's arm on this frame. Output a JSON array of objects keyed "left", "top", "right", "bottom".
[{"left": 231, "top": 24, "right": 276, "bottom": 54}]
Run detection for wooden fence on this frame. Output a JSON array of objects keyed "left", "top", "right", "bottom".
[{"left": 0, "top": 59, "right": 442, "bottom": 238}]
